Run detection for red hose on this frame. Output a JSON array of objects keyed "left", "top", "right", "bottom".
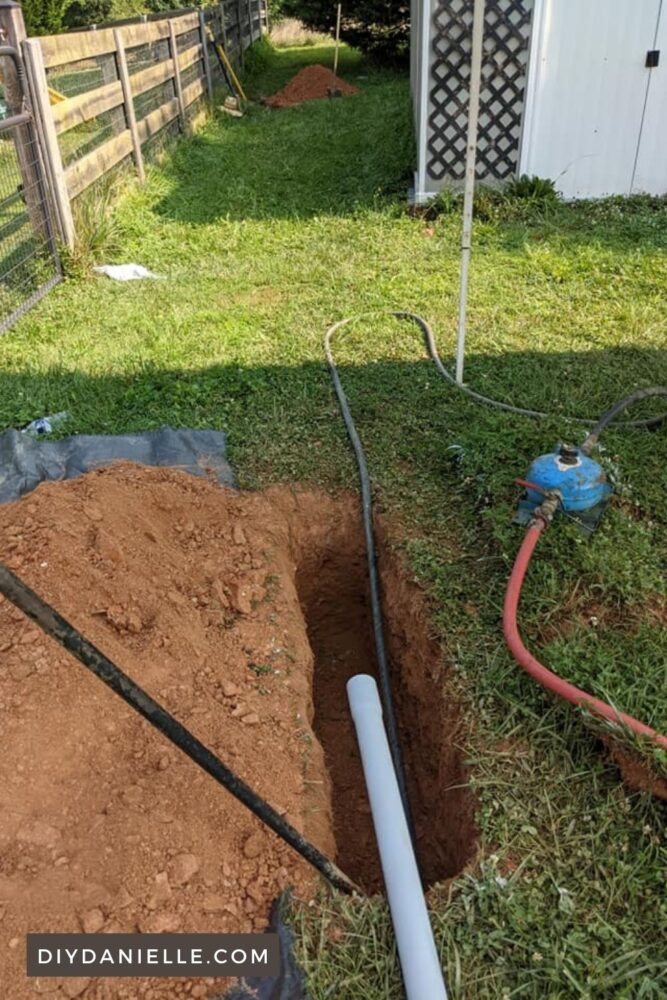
[{"left": 503, "top": 521, "right": 667, "bottom": 750}]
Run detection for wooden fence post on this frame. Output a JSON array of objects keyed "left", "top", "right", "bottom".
[
  {"left": 113, "top": 28, "right": 144, "bottom": 183},
  {"left": 246, "top": 0, "right": 253, "bottom": 45},
  {"left": 0, "top": 0, "right": 51, "bottom": 242},
  {"left": 198, "top": 10, "right": 213, "bottom": 102},
  {"left": 168, "top": 19, "right": 187, "bottom": 131},
  {"left": 21, "top": 38, "right": 75, "bottom": 247}
]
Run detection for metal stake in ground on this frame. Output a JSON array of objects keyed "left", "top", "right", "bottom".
[
  {"left": 455, "top": 0, "right": 486, "bottom": 385},
  {"left": 0, "top": 563, "right": 359, "bottom": 897},
  {"left": 328, "top": 4, "right": 343, "bottom": 99}
]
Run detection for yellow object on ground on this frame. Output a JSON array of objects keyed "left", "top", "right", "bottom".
[
  {"left": 204, "top": 25, "right": 248, "bottom": 104},
  {"left": 216, "top": 43, "right": 247, "bottom": 103}
]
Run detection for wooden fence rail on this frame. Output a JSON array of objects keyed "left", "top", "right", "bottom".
[{"left": 17, "top": 0, "right": 265, "bottom": 246}]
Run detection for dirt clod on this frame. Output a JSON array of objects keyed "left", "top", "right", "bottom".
[
  {"left": 265, "top": 64, "right": 358, "bottom": 109},
  {"left": 169, "top": 853, "right": 200, "bottom": 886},
  {"left": 79, "top": 908, "right": 105, "bottom": 934},
  {"left": 61, "top": 978, "right": 91, "bottom": 999},
  {"left": 243, "top": 832, "right": 265, "bottom": 859}
]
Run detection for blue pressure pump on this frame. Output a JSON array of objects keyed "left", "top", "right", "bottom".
[
  {"left": 513, "top": 387, "right": 667, "bottom": 531},
  {"left": 516, "top": 442, "right": 613, "bottom": 532}
]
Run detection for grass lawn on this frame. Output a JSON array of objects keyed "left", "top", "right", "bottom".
[{"left": 1, "top": 40, "right": 667, "bottom": 999}]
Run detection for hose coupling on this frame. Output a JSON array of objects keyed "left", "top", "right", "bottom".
[{"left": 533, "top": 489, "right": 561, "bottom": 525}]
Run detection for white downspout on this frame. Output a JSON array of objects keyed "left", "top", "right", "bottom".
[
  {"left": 347, "top": 675, "right": 448, "bottom": 1000},
  {"left": 414, "top": 0, "right": 432, "bottom": 203},
  {"left": 455, "top": 0, "right": 486, "bottom": 384}
]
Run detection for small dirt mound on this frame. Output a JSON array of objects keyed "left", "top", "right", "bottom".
[{"left": 265, "top": 64, "right": 358, "bottom": 108}]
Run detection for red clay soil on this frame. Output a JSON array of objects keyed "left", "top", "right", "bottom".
[
  {"left": 603, "top": 740, "right": 667, "bottom": 801},
  {"left": 0, "top": 466, "right": 479, "bottom": 999},
  {"left": 265, "top": 64, "right": 358, "bottom": 108},
  {"left": 0, "top": 468, "right": 335, "bottom": 1000}
]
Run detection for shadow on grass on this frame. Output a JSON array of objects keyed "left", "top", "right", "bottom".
[
  {"left": 1, "top": 346, "right": 667, "bottom": 736},
  {"left": 153, "top": 45, "right": 413, "bottom": 223},
  {"left": 1, "top": 346, "right": 666, "bottom": 484}
]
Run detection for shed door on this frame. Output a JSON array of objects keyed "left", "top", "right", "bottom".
[
  {"left": 520, "top": 0, "right": 662, "bottom": 198},
  {"left": 632, "top": 5, "right": 667, "bottom": 193}
]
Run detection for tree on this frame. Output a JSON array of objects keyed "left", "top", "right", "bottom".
[
  {"left": 281, "top": 0, "right": 410, "bottom": 64},
  {"left": 63, "top": 0, "right": 113, "bottom": 28}
]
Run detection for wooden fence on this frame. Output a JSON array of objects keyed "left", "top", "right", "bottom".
[{"left": 15, "top": 1, "right": 264, "bottom": 247}]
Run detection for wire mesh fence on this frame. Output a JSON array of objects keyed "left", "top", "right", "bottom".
[
  {"left": 178, "top": 26, "right": 203, "bottom": 91},
  {"left": 43, "top": 10, "right": 229, "bottom": 209},
  {"left": 0, "top": 55, "right": 60, "bottom": 334},
  {"left": 127, "top": 39, "right": 176, "bottom": 125},
  {"left": 0, "top": 0, "right": 265, "bottom": 334},
  {"left": 48, "top": 52, "right": 126, "bottom": 169}
]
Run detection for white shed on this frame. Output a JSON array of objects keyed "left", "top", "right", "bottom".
[{"left": 411, "top": 0, "right": 667, "bottom": 202}]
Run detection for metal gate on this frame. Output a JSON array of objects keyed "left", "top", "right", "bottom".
[{"left": 0, "top": 43, "right": 60, "bottom": 335}]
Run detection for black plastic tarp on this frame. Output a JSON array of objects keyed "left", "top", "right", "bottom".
[
  {"left": 0, "top": 426, "right": 235, "bottom": 504},
  {"left": 216, "top": 894, "right": 308, "bottom": 1000}
]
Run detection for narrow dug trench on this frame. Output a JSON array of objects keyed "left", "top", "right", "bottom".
[{"left": 287, "top": 494, "right": 478, "bottom": 893}]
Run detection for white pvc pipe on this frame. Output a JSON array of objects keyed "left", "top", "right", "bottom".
[
  {"left": 455, "top": 0, "right": 486, "bottom": 385},
  {"left": 414, "top": 0, "right": 433, "bottom": 204},
  {"left": 347, "top": 675, "right": 448, "bottom": 1000}
]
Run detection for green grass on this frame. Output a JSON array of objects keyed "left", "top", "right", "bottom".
[{"left": 1, "top": 42, "right": 666, "bottom": 998}]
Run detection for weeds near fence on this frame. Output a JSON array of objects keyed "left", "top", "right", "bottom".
[{"left": 62, "top": 169, "right": 129, "bottom": 276}]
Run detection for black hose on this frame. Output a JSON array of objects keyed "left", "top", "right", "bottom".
[
  {"left": 328, "top": 311, "right": 667, "bottom": 430},
  {"left": 581, "top": 386, "right": 667, "bottom": 454},
  {"left": 324, "top": 322, "right": 415, "bottom": 842},
  {"left": 0, "top": 564, "right": 359, "bottom": 897},
  {"left": 325, "top": 310, "right": 667, "bottom": 856}
]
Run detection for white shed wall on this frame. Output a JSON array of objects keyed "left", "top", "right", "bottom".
[
  {"left": 520, "top": 0, "right": 667, "bottom": 198},
  {"left": 412, "top": 0, "right": 667, "bottom": 203}
]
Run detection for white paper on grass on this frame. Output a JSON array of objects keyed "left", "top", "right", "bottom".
[{"left": 93, "top": 264, "right": 164, "bottom": 281}]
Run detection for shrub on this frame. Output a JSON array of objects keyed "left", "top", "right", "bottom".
[
  {"left": 243, "top": 35, "right": 274, "bottom": 75},
  {"left": 424, "top": 176, "right": 560, "bottom": 223},
  {"left": 23, "top": 0, "right": 134, "bottom": 33},
  {"left": 22, "top": 0, "right": 71, "bottom": 34},
  {"left": 504, "top": 174, "right": 558, "bottom": 203}
]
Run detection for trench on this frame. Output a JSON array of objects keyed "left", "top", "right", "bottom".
[{"left": 293, "top": 499, "right": 478, "bottom": 894}]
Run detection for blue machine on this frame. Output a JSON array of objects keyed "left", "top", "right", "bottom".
[{"left": 517, "top": 443, "right": 613, "bottom": 531}]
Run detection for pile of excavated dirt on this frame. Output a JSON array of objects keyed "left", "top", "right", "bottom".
[
  {"left": 0, "top": 465, "right": 478, "bottom": 999},
  {"left": 265, "top": 64, "right": 358, "bottom": 108}
]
